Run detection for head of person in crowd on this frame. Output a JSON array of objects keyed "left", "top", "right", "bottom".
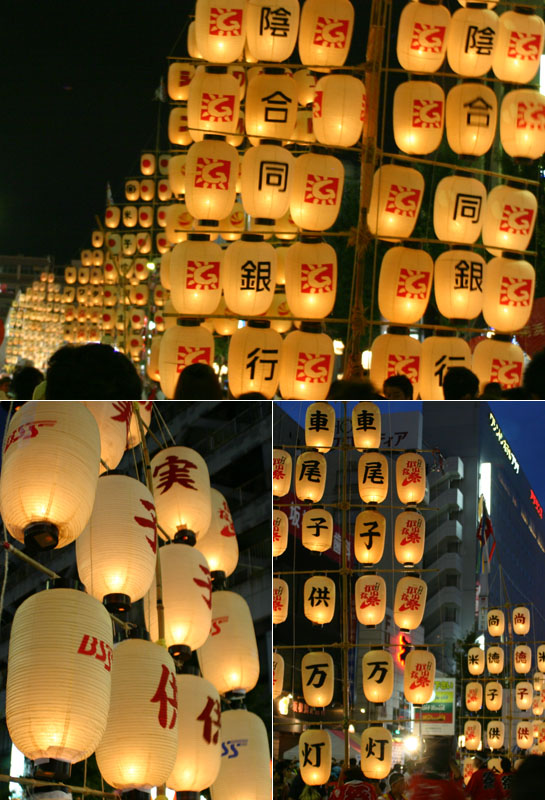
[
  {"left": 10, "top": 365, "right": 45, "bottom": 399},
  {"left": 523, "top": 348, "right": 545, "bottom": 399},
  {"left": 479, "top": 381, "right": 503, "bottom": 399},
  {"left": 45, "top": 343, "right": 142, "bottom": 399},
  {"left": 383, "top": 374, "right": 413, "bottom": 400},
  {"left": 327, "top": 379, "right": 382, "bottom": 399},
  {"left": 443, "top": 366, "right": 479, "bottom": 400},
  {"left": 174, "top": 363, "right": 223, "bottom": 399}
]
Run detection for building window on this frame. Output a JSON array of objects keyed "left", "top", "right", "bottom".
[
  {"left": 445, "top": 573, "right": 459, "bottom": 588},
  {"left": 444, "top": 607, "right": 457, "bottom": 622}
]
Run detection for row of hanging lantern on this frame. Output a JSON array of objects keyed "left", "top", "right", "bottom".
[
  {"left": 3, "top": 401, "right": 269, "bottom": 799},
  {"left": 4, "top": 281, "right": 65, "bottom": 370}
]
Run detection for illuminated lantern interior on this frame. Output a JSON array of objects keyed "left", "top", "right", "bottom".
[
  {"left": 355, "top": 574, "right": 386, "bottom": 627},
  {"left": 305, "top": 402, "right": 335, "bottom": 452},
  {"left": 358, "top": 452, "right": 388, "bottom": 504},
  {"left": 301, "top": 651, "right": 334, "bottom": 707},
  {"left": 304, "top": 575, "right": 336, "bottom": 624},
  {"left": 302, "top": 507, "right": 333, "bottom": 553},
  {"left": 354, "top": 508, "right": 386, "bottom": 565}
]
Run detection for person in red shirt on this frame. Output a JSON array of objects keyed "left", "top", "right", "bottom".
[
  {"left": 406, "top": 740, "right": 466, "bottom": 800},
  {"left": 466, "top": 755, "right": 505, "bottom": 800},
  {"left": 328, "top": 767, "right": 378, "bottom": 800}
]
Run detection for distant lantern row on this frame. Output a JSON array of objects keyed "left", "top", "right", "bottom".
[
  {"left": 302, "top": 400, "right": 382, "bottom": 451},
  {"left": 465, "top": 678, "right": 545, "bottom": 711},
  {"left": 467, "top": 642, "right": 545, "bottom": 676},
  {"left": 273, "top": 448, "right": 426, "bottom": 505},
  {"left": 464, "top": 719, "right": 545, "bottom": 753},
  {"left": 487, "top": 606, "right": 531, "bottom": 637}
]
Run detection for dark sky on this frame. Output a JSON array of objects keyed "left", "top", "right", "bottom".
[{"left": 1, "top": 1, "right": 187, "bottom": 264}]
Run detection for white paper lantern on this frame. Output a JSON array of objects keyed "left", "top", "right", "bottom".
[
  {"left": 434, "top": 249, "right": 485, "bottom": 320},
  {"left": 362, "top": 650, "right": 394, "bottom": 704},
  {"left": 354, "top": 509, "right": 386, "bottom": 565},
  {"left": 466, "top": 681, "right": 483, "bottom": 711},
  {"left": 468, "top": 646, "right": 485, "bottom": 676},
  {"left": 447, "top": 7, "right": 498, "bottom": 77},
  {"left": 433, "top": 176, "right": 487, "bottom": 244},
  {"left": 305, "top": 402, "right": 335, "bottom": 452},
  {"left": 246, "top": 0, "right": 300, "bottom": 62},
  {"left": 170, "top": 235, "right": 222, "bottom": 316},
  {"left": 394, "top": 510, "right": 425, "bottom": 565},
  {"left": 358, "top": 452, "right": 388, "bottom": 504},
  {"left": 295, "top": 451, "right": 326, "bottom": 502},
  {"left": 393, "top": 81, "right": 445, "bottom": 154},
  {"left": 464, "top": 720, "right": 482, "bottom": 750},
  {"left": 378, "top": 246, "right": 433, "bottom": 324},
  {"left": 211, "top": 709, "right": 271, "bottom": 800},
  {"left": 472, "top": 338, "right": 524, "bottom": 393},
  {"left": 368, "top": 164, "right": 424, "bottom": 241},
  {"left": 299, "top": 729, "right": 331, "bottom": 786},
  {"left": 195, "top": 488, "right": 239, "bottom": 577},
  {"left": 273, "top": 509, "right": 289, "bottom": 557},
  {"left": 355, "top": 574, "right": 386, "bottom": 627},
  {"left": 194, "top": 0, "right": 247, "bottom": 64},
  {"left": 298, "top": 0, "right": 354, "bottom": 68},
  {"left": 302, "top": 507, "right": 333, "bottom": 552},
  {"left": 487, "top": 720, "right": 505, "bottom": 750},
  {"left": 482, "top": 254, "right": 535, "bottom": 333},
  {"left": 302, "top": 651, "right": 334, "bottom": 707},
  {"left": 394, "top": 575, "right": 427, "bottom": 631},
  {"left": 446, "top": 83, "right": 497, "bottom": 157},
  {"left": 485, "top": 681, "right": 503, "bottom": 711},
  {"left": 279, "top": 324, "right": 335, "bottom": 400},
  {"left": 290, "top": 153, "right": 344, "bottom": 231},
  {"left": 513, "top": 605, "right": 531, "bottom": 635},
  {"left": 404, "top": 649, "right": 435, "bottom": 705},
  {"left": 284, "top": 237, "right": 337, "bottom": 321},
  {"left": 361, "top": 727, "right": 392, "bottom": 780},
  {"left": 487, "top": 609, "right": 505, "bottom": 637},
  {"left": 397, "top": 1, "right": 450, "bottom": 73},
  {"left": 158, "top": 322, "right": 215, "bottom": 399},
  {"left": 419, "top": 335, "right": 472, "bottom": 400},
  {"left": 516, "top": 681, "right": 533, "bottom": 711},
  {"left": 482, "top": 184, "right": 537, "bottom": 255},
  {"left": 352, "top": 402, "right": 381, "bottom": 450},
  {"left": 313, "top": 74, "right": 365, "bottom": 147},
  {"left": 492, "top": 9, "right": 545, "bottom": 84},
  {"left": 82, "top": 400, "right": 132, "bottom": 474},
  {"left": 273, "top": 449, "right": 292, "bottom": 496},
  {"left": 273, "top": 652, "right": 285, "bottom": 699},
  {"left": 304, "top": 576, "right": 336, "bottom": 624},
  {"left": 500, "top": 89, "right": 545, "bottom": 160},
  {"left": 150, "top": 445, "right": 212, "bottom": 540}
]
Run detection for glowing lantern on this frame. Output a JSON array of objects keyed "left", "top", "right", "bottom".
[
  {"left": 487, "top": 646, "right": 504, "bottom": 675},
  {"left": 351, "top": 403, "right": 380, "bottom": 451},
  {"left": 212, "top": 710, "right": 270, "bottom": 800},
  {"left": 295, "top": 451, "right": 326, "bottom": 502},
  {"left": 302, "top": 651, "right": 334, "bottom": 707},
  {"left": 273, "top": 578, "right": 289, "bottom": 624},
  {"left": 485, "top": 681, "right": 503, "bottom": 711},
  {"left": 360, "top": 727, "right": 391, "bottom": 780},
  {"left": 463, "top": 757, "right": 477, "bottom": 785},
  {"left": 447, "top": 7, "right": 498, "bottom": 76},
  {"left": 305, "top": 402, "right": 335, "bottom": 452},
  {"left": 273, "top": 449, "right": 292, "bottom": 496},
  {"left": 538, "top": 645, "right": 545, "bottom": 673},
  {"left": 393, "top": 81, "right": 444, "bottom": 154},
  {"left": 150, "top": 445, "right": 211, "bottom": 540},
  {"left": 195, "top": 0, "right": 246, "bottom": 63},
  {"left": 534, "top": 672, "right": 544, "bottom": 691},
  {"left": 434, "top": 248, "right": 485, "bottom": 320},
  {"left": 79, "top": 400, "right": 130, "bottom": 473},
  {"left": 273, "top": 509, "right": 289, "bottom": 557},
  {"left": 517, "top": 682, "right": 533, "bottom": 711},
  {"left": 165, "top": 204, "right": 193, "bottom": 244},
  {"left": 6, "top": 588, "right": 113, "bottom": 766},
  {"left": 140, "top": 153, "right": 156, "bottom": 176},
  {"left": 358, "top": 452, "right": 388, "bottom": 504},
  {"left": 396, "top": 453, "right": 426, "bottom": 505},
  {"left": 394, "top": 575, "right": 427, "bottom": 631},
  {"left": 269, "top": 292, "right": 293, "bottom": 333},
  {"left": 304, "top": 576, "right": 335, "bottom": 624},
  {"left": 378, "top": 246, "right": 433, "bottom": 324},
  {"left": 170, "top": 235, "right": 222, "bottom": 316},
  {"left": 419, "top": 335, "right": 472, "bottom": 400},
  {"left": 185, "top": 138, "right": 239, "bottom": 222},
  {"left": 246, "top": 0, "right": 299, "bottom": 61},
  {"left": 273, "top": 653, "right": 285, "bottom": 699},
  {"left": 187, "top": 67, "right": 240, "bottom": 141},
  {"left": 472, "top": 338, "right": 524, "bottom": 393},
  {"left": 487, "top": 609, "right": 505, "bottom": 637},
  {"left": 466, "top": 682, "right": 483, "bottom": 712},
  {"left": 65, "top": 266, "right": 77, "bottom": 284},
  {"left": 284, "top": 237, "right": 337, "bottom": 320},
  {"left": 368, "top": 164, "right": 424, "bottom": 241},
  {"left": 140, "top": 179, "right": 155, "bottom": 201},
  {"left": 446, "top": 83, "right": 497, "bottom": 157},
  {"left": 147, "top": 336, "right": 162, "bottom": 382},
  {"left": 289, "top": 153, "right": 344, "bottom": 232},
  {"left": 482, "top": 254, "right": 535, "bottom": 333},
  {"left": 299, "top": 729, "right": 331, "bottom": 786},
  {"left": 223, "top": 235, "right": 276, "bottom": 316},
  {"left": 482, "top": 184, "right": 537, "bottom": 255},
  {"left": 394, "top": 510, "right": 425, "bottom": 566},
  {"left": 195, "top": 488, "right": 238, "bottom": 577},
  {"left": 355, "top": 574, "right": 386, "bottom": 627},
  {"left": 464, "top": 720, "right": 482, "bottom": 750},
  {"left": 105, "top": 206, "right": 120, "bottom": 228},
  {"left": 95, "top": 639, "right": 177, "bottom": 790},
  {"left": 397, "top": 1, "right": 450, "bottom": 73},
  {"left": 169, "top": 106, "right": 192, "bottom": 146},
  {"left": 513, "top": 606, "right": 531, "bottom": 635},
  {"left": 517, "top": 721, "right": 533, "bottom": 750},
  {"left": 433, "top": 176, "right": 487, "bottom": 243},
  {"left": 158, "top": 321, "right": 215, "bottom": 399},
  {"left": 168, "top": 62, "right": 195, "bottom": 101},
  {"left": 354, "top": 509, "right": 386, "bottom": 565},
  {"left": 220, "top": 201, "right": 245, "bottom": 241},
  {"left": 298, "top": 0, "right": 354, "bottom": 67},
  {"left": 245, "top": 71, "right": 297, "bottom": 140},
  {"left": 228, "top": 321, "right": 282, "bottom": 399},
  {"left": 313, "top": 74, "right": 365, "bottom": 147},
  {"left": 501, "top": 89, "right": 545, "bottom": 159},
  {"left": 468, "top": 647, "right": 485, "bottom": 676},
  {"left": 514, "top": 644, "right": 532, "bottom": 675},
  {"left": 487, "top": 721, "right": 504, "bottom": 750},
  {"left": 278, "top": 324, "right": 335, "bottom": 400},
  {"left": 92, "top": 230, "right": 104, "bottom": 247},
  {"left": 493, "top": 9, "right": 545, "bottom": 84},
  {"left": 302, "top": 508, "right": 333, "bottom": 552},
  {"left": 240, "top": 144, "right": 294, "bottom": 222},
  {"left": 404, "top": 650, "right": 436, "bottom": 705},
  {"left": 362, "top": 650, "right": 394, "bottom": 704},
  {"left": 168, "top": 154, "right": 186, "bottom": 197},
  {"left": 0, "top": 402, "right": 100, "bottom": 550}
]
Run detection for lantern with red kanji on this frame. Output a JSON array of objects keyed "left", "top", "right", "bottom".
[
  {"left": 396, "top": 1, "right": 451, "bottom": 73},
  {"left": 273, "top": 509, "right": 289, "bottom": 557},
  {"left": 313, "top": 74, "right": 366, "bottom": 147},
  {"left": 516, "top": 681, "right": 533, "bottom": 711},
  {"left": 362, "top": 650, "right": 394, "bottom": 704},
  {"left": 273, "top": 449, "right": 292, "bottom": 496},
  {"left": 302, "top": 508, "right": 333, "bottom": 552},
  {"left": 393, "top": 81, "right": 445, "bottom": 154},
  {"left": 290, "top": 153, "right": 344, "bottom": 231},
  {"left": 299, "top": 729, "right": 331, "bottom": 786},
  {"left": 472, "top": 338, "right": 524, "bottom": 393},
  {"left": 273, "top": 578, "right": 289, "bottom": 624},
  {"left": 493, "top": 9, "right": 545, "bottom": 84},
  {"left": 513, "top": 606, "right": 531, "bottom": 635},
  {"left": 187, "top": 67, "right": 240, "bottom": 142},
  {"left": 170, "top": 235, "right": 222, "bottom": 316},
  {"left": 464, "top": 720, "right": 482, "bottom": 750},
  {"left": 538, "top": 645, "right": 545, "bottom": 674},
  {"left": 278, "top": 323, "right": 335, "bottom": 400},
  {"left": 301, "top": 651, "right": 334, "bottom": 707},
  {"left": 158, "top": 321, "right": 214, "bottom": 400},
  {"left": 378, "top": 246, "right": 433, "bottom": 324},
  {"left": 447, "top": 7, "right": 498, "bottom": 77},
  {"left": 486, "top": 646, "right": 504, "bottom": 674},
  {"left": 516, "top": 721, "right": 533, "bottom": 750},
  {"left": 298, "top": 0, "right": 354, "bottom": 68},
  {"left": 434, "top": 249, "right": 485, "bottom": 320},
  {"left": 245, "top": 70, "right": 298, "bottom": 141},
  {"left": 246, "top": 0, "right": 300, "bottom": 61},
  {"left": 419, "top": 335, "right": 471, "bottom": 400},
  {"left": 433, "top": 175, "right": 487, "bottom": 244},
  {"left": 284, "top": 236, "right": 338, "bottom": 321},
  {"left": 355, "top": 574, "right": 386, "bottom": 627},
  {"left": 305, "top": 402, "right": 335, "bottom": 453},
  {"left": 195, "top": 488, "right": 238, "bottom": 578},
  {"left": 466, "top": 682, "right": 483, "bottom": 712},
  {"left": 354, "top": 509, "right": 386, "bottom": 565},
  {"left": 446, "top": 83, "right": 497, "bottom": 157},
  {"left": 487, "top": 721, "right": 504, "bottom": 750},
  {"left": 394, "top": 510, "right": 425, "bottom": 566},
  {"left": 482, "top": 254, "right": 535, "bottom": 333},
  {"left": 223, "top": 234, "right": 276, "bottom": 317},
  {"left": 361, "top": 727, "right": 392, "bottom": 780},
  {"left": 228, "top": 321, "right": 282, "bottom": 399},
  {"left": 194, "top": 0, "right": 247, "bottom": 63},
  {"left": 396, "top": 452, "right": 426, "bottom": 505},
  {"left": 404, "top": 649, "right": 436, "bottom": 705},
  {"left": 482, "top": 184, "right": 537, "bottom": 255},
  {"left": 468, "top": 647, "right": 485, "bottom": 676},
  {"left": 485, "top": 681, "right": 503, "bottom": 711},
  {"left": 368, "top": 164, "right": 424, "bottom": 241},
  {"left": 394, "top": 575, "right": 427, "bottom": 631},
  {"left": 184, "top": 138, "right": 239, "bottom": 222},
  {"left": 304, "top": 576, "right": 335, "bottom": 624},
  {"left": 487, "top": 608, "right": 505, "bottom": 637},
  {"left": 358, "top": 452, "right": 388, "bottom": 504},
  {"left": 273, "top": 652, "right": 284, "bottom": 699},
  {"left": 295, "top": 451, "right": 326, "bottom": 503}
]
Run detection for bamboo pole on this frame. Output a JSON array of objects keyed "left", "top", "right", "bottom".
[{"left": 0, "top": 774, "right": 116, "bottom": 799}]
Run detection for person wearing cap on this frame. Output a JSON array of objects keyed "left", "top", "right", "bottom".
[
  {"left": 379, "top": 771, "right": 407, "bottom": 799},
  {"left": 466, "top": 754, "right": 505, "bottom": 800}
]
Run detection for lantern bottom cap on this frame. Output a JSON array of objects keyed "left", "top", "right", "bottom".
[
  {"left": 33, "top": 758, "right": 71, "bottom": 781},
  {"left": 24, "top": 521, "right": 59, "bottom": 551},
  {"left": 211, "top": 569, "right": 227, "bottom": 589},
  {"left": 175, "top": 793, "right": 200, "bottom": 800},
  {"left": 121, "top": 791, "right": 150, "bottom": 800},
  {"left": 174, "top": 529, "right": 197, "bottom": 546},
  {"left": 168, "top": 643, "right": 192, "bottom": 663},
  {"left": 103, "top": 593, "right": 131, "bottom": 613}
]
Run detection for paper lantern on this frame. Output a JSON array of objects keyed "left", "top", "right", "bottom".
[
  {"left": 273, "top": 509, "right": 288, "bottom": 558},
  {"left": 170, "top": 235, "right": 222, "bottom": 315},
  {"left": 296, "top": 451, "right": 326, "bottom": 502},
  {"left": 273, "top": 578, "right": 289, "bottom": 624},
  {"left": 147, "top": 336, "right": 162, "bottom": 382},
  {"left": 0, "top": 402, "right": 100, "bottom": 550},
  {"left": 538, "top": 644, "right": 545, "bottom": 673},
  {"left": 487, "top": 720, "right": 504, "bottom": 750},
  {"left": 394, "top": 510, "right": 425, "bottom": 565},
  {"left": 434, "top": 248, "right": 485, "bottom": 320},
  {"left": 354, "top": 509, "right": 386, "bottom": 565},
  {"left": 245, "top": 71, "right": 297, "bottom": 141},
  {"left": 362, "top": 650, "right": 394, "bottom": 704},
  {"left": 378, "top": 246, "right": 433, "bottom": 324},
  {"left": 81, "top": 400, "right": 131, "bottom": 474},
  {"left": 240, "top": 143, "right": 294, "bottom": 222},
  {"left": 167, "top": 674, "right": 221, "bottom": 793},
  {"left": 91, "top": 229, "right": 104, "bottom": 247},
  {"left": 223, "top": 235, "right": 276, "bottom": 317},
  {"left": 361, "top": 727, "right": 392, "bottom": 780},
  {"left": 187, "top": 67, "right": 240, "bottom": 141},
  {"left": 482, "top": 184, "right": 537, "bottom": 255},
  {"left": 299, "top": 729, "right": 331, "bottom": 786},
  {"left": 404, "top": 650, "right": 436, "bottom": 705},
  {"left": 516, "top": 681, "right": 534, "bottom": 711},
  {"left": 169, "top": 106, "right": 192, "bottom": 147},
  {"left": 298, "top": 0, "right": 354, "bottom": 67},
  {"left": 301, "top": 651, "right": 334, "bottom": 707},
  {"left": 394, "top": 575, "right": 427, "bottom": 631},
  {"left": 433, "top": 176, "right": 487, "bottom": 244},
  {"left": 6, "top": 588, "right": 113, "bottom": 765},
  {"left": 513, "top": 606, "right": 531, "bottom": 635},
  {"left": 534, "top": 672, "right": 544, "bottom": 691},
  {"left": 168, "top": 154, "right": 187, "bottom": 197},
  {"left": 302, "top": 508, "right": 333, "bottom": 552},
  {"left": 355, "top": 574, "right": 386, "bottom": 627},
  {"left": 164, "top": 204, "right": 193, "bottom": 244},
  {"left": 358, "top": 452, "right": 388, "bottom": 504},
  {"left": 313, "top": 74, "right": 365, "bottom": 147},
  {"left": 396, "top": 453, "right": 426, "bottom": 505},
  {"left": 493, "top": 9, "right": 545, "bottom": 84},
  {"left": 487, "top": 608, "right": 505, "bottom": 637},
  {"left": 305, "top": 402, "right": 335, "bottom": 452},
  {"left": 463, "top": 757, "right": 477, "bottom": 785},
  {"left": 140, "top": 179, "right": 155, "bottom": 201},
  {"left": 211, "top": 709, "right": 270, "bottom": 800},
  {"left": 289, "top": 153, "right": 344, "bottom": 232},
  {"left": 195, "top": 488, "right": 238, "bottom": 577},
  {"left": 168, "top": 62, "right": 195, "bottom": 102},
  {"left": 485, "top": 681, "right": 503, "bottom": 711},
  {"left": 482, "top": 254, "right": 535, "bottom": 333},
  {"left": 246, "top": 0, "right": 299, "bottom": 61},
  {"left": 514, "top": 644, "right": 532, "bottom": 675},
  {"left": 501, "top": 89, "right": 545, "bottom": 159},
  {"left": 446, "top": 83, "right": 497, "bottom": 157},
  {"left": 447, "top": 7, "right": 498, "bottom": 76},
  {"left": 185, "top": 138, "right": 239, "bottom": 222},
  {"left": 472, "top": 338, "right": 524, "bottom": 392},
  {"left": 278, "top": 324, "right": 335, "bottom": 400},
  {"left": 158, "top": 321, "right": 215, "bottom": 399},
  {"left": 197, "top": 591, "right": 260, "bottom": 694},
  {"left": 140, "top": 153, "right": 156, "bottom": 176},
  {"left": 273, "top": 449, "right": 292, "bottom": 496},
  {"left": 466, "top": 682, "right": 483, "bottom": 712},
  {"left": 368, "top": 164, "right": 424, "bottom": 241},
  {"left": 419, "top": 335, "right": 472, "bottom": 400},
  {"left": 227, "top": 320, "right": 280, "bottom": 397},
  {"left": 464, "top": 720, "right": 482, "bottom": 750},
  {"left": 150, "top": 445, "right": 212, "bottom": 540},
  {"left": 194, "top": 0, "right": 246, "bottom": 63},
  {"left": 273, "top": 653, "right": 285, "bottom": 699},
  {"left": 105, "top": 206, "right": 120, "bottom": 228},
  {"left": 468, "top": 647, "right": 485, "bottom": 676},
  {"left": 393, "top": 81, "right": 444, "bottom": 154},
  {"left": 397, "top": 1, "right": 450, "bottom": 72},
  {"left": 284, "top": 237, "right": 337, "bottom": 320},
  {"left": 95, "top": 639, "right": 177, "bottom": 790},
  {"left": 304, "top": 576, "right": 335, "bottom": 624},
  {"left": 517, "top": 721, "right": 533, "bottom": 750},
  {"left": 487, "top": 646, "right": 504, "bottom": 675}
]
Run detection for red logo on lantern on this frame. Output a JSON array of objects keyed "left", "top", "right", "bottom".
[
  {"left": 209, "top": 7, "right": 243, "bottom": 36},
  {"left": 359, "top": 581, "right": 381, "bottom": 609},
  {"left": 499, "top": 204, "right": 535, "bottom": 235},
  {"left": 200, "top": 93, "right": 236, "bottom": 122},
  {"left": 186, "top": 260, "right": 220, "bottom": 290},
  {"left": 210, "top": 615, "right": 229, "bottom": 635},
  {"left": 151, "top": 663, "right": 178, "bottom": 729},
  {"left": 313, "top": 17, "right": 350, "bottom": 48},
  {"left": 489, "top": 358, "right": 523, "bottom": 387},
  {"left": 273, "top": 584, "right": 285, "bottom": 611},
  {"left": 499, "top": 276, "right": 533, "bottom": 307},
  {"left": 412, "top": 99, "right": 443, "bottom": 128},
  {"left": 77, "top": 634, "right": 113, "bottom": 671},
  {"left": 516, "top": 101, "right": 545, "bottom": 129},
  {"left": 401, "top": 460, "right": 423, "bottom": 486},
  {"left": 295, "top": 352, "right": 332, "bottom": 383},
  {"left": 507, "top": 31, "right": 542, "bottom": 60},
  {"left": 176, "top": 345, "right": 212, "bottom": 371},
  {"left": 5, "top": 420, "right": 57, "bottom": 452},
  {"left": 153, "top": 454, "right": 199, "bottom": 493},
  {"left": 175, "top": 211, "right": 192, "bottom": 229},
  {"left": 386, "top": 354, "right": 420, "bottom": 382},
  {"left": 300, "top": 262, "right": 334, "bottom": 293},
  {"left": 194, "top": 158, "right": 232, "bottom": 190},
  {"left": 400, "top": 518, "right": 423, "bottom": 546},
  {"left": 197, "top": 695, "right": 222, "bottom": 744},
  {"left": 398, "top": 584, "right": 423, "bottom": 612},
  {"left": 134, "top": 497, "right": 158, "bottom": 553},
  {"left": 408, "top": 659, "right": 432, "bottom": 691},
  {"left": 193, "top": 563, "right": 212, "bottom": 609},
  {"left": 304, "top": 174, "right": 340, "bottom": 205},
  {"left": 385, "top": 185, "right": 422, "bottom": 217},
  {"left": 410, "top": 22, "right": 447, "bottom": 53},
  {"left": 177, "top": 68, "right": 193, "bottom": 88},
  {"left": 396, "top": 268, "right": 431, "bottom": 299},
  {"left": 313, "top": 91, "right": 323, "bottom": 118},
  {"left": 219, "top": 500, "right": 236, "bottom": 537}
]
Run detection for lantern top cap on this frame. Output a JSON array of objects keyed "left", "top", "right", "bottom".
[
  {"left": 500, "top": 251, "right": 526, "bottom": 261},
  {"left": 248, "top": 319, "right": 271, "bottom": 329},
  {"left": 176, "top": 317, "right": 203, "bottom": 327},
  {"left": 513, "top": 5, "right": 538, "bottom": 14},
  {"left": 263, "top": 66, "right": 288, "bottom": 75},
  {"left": 300, "top": 234, "right": 323, "bottom": 244},
  {"left": 300, "top": 321, "right": 323, "bottom": 333},
  {"left": 187, "top": 233, "right": 210, "bottom": 241},
  {"left": 491, "top": 333, "right": 513, "bottom": 343},
  {"left": 241, "top": 233, "right": 265, "bottom": 242},
  {"left": 385, "top": 325, "right": 410, "bottom": 336},
  {"left": 205, "top": 65, "right": 228, "bottom": 74}
]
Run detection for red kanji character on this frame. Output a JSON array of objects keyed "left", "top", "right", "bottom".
[
  {"left": 151, "top": 663, "right": 178, "bottom": 729},
  {"left": 153, "top": 455, "right": 198, "bottom": 494},
  {"left": 134, "top": 497, "right": 157, "bottom": 553},
  {"left": 111, "top": 401, "right": 132, "bottom": 437},
  {"left": 193, "top": 563, "right": 212, "bottom": 609},
  {"left": 219, "top": 500, "right": 236, "bottom": 537},
  {"left": 197, "top": 695, "right": 221, "bottom": 744}
]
